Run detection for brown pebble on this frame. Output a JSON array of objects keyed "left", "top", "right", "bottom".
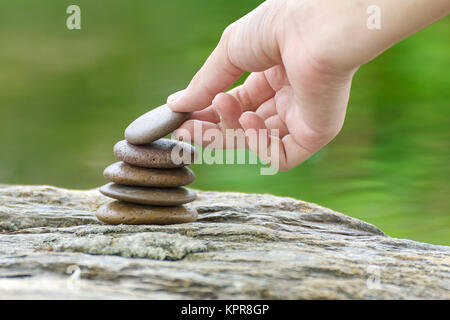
[
  {"left": 96, "top": 200, "right": 197, "bottom": 225},
  {"left": 99, "top": 182, "right": 197, "bottom": 206},
  {"left": 103, "top": 161, "right": 195, "bottom": 187},
  {"left": 114, "top": 139, "right": 197, "bottom": 168},
  {"left": 125, "top": 104, "right": 190, "bottom": 145}
]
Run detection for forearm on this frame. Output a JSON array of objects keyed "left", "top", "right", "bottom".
[
  {"left": 285, "top": 0, "right": 450, "bottom": 72},
  {"left": 358, "top": 0, "right": 450, "bottom": 61}
]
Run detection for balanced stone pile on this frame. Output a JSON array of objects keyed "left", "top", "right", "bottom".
[{"left": 96, "top": 104, "right": 198, "bottom": 225}]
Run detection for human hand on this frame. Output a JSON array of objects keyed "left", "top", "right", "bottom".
[{"left": 167, "top": 0, "right": 449, "bottom": 171}]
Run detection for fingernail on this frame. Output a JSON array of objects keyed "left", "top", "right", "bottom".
[
  {"left": 167, "top": 89, "right": 186, "bottom": 104},
  {"left": 238, "top": 116, "right": 247, "bottom": 130},
  {"left": 212, "top": 92, "right": 228, "bottom": 106}
]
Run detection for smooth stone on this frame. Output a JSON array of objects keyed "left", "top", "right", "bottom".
[
  {"left": 103, "top": 161, "right": 195, "bottom": 187},
  {"left": 96, "top": 200, "right": 197, "bottom": 225},
  {"left": 6, "top": 185, "right": 450, "bottom": 299},
  {"left": 99, "top": 182, "right": 197, "bottom": 206},
  {"left": 114, "top": 139, "right": 197, "bottom": 168},
  {"left": 125, "top": 104, "right": 190, "bottom": 145}
]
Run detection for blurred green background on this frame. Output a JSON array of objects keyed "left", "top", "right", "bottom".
[{"left": 0, "top": 1, "right": 448, "bottom": 245}]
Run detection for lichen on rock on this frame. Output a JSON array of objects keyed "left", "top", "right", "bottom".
[{"left": 54, "top": 232, "right": 207, "bottom": 260}]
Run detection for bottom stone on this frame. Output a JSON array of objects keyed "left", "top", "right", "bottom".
[{"left": 96, "top": 201, "right": 197, "bottom": 225}]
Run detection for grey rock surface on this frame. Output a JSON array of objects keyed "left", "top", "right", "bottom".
[{"left": 0, "top": 184, "right": 449, "bottom": 299}]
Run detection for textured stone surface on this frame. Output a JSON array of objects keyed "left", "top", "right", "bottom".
[
  {"left": 0, "top": 184, "right": 449, "bottom": 299},
  {"left": 104, "top": 162, "right": 195, "bottom": 187},
  {"left": 99, "top": 183, "right": 196, "bottom": 206},
  {"left": 97, "top": 201, "right": 198, "bottom": 225},
  {"left": 125, "top": 104, "right": 190, "bottom": 145},
  {"left": 114, "top": 139, "right": 197, "bottom": 168}
]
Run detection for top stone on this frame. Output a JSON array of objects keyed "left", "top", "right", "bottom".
[{"left": 125, "top": 104, "right": 190, "bottom": 145}]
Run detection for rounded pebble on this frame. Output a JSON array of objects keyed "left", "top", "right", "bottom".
[
  {"left": 103, "top": 161, "right": 195, "bottom": 187},
  {"left": 114, "top": 139, "right": 197, "bottom": 168},
  {"left": 99, "top": 182, "right": 197, "bottom": 206},
  {"left": 96, "top": 200, "right": 197, "bottom": 225}
]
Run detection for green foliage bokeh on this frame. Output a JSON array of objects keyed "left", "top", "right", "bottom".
[{"left": 0, "top": 1, "right": 448, "bottom": 244}]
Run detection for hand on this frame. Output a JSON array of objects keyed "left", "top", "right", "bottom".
[{"left": 167, "top": 0, "right": 449, "bottom": 171}]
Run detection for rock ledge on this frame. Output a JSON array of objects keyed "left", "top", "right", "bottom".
[{"left": 0, "top": 184, "right": 448, "bottom": 299}]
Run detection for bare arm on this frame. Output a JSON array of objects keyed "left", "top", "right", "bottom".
[{"left": 167, "top": 0, "right": 450, "bottom": 171}]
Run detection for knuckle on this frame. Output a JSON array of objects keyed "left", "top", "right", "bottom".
[
  {"left": 234, "top": 87, "right": 252, "bottom": 108},
  {"left": 218, "top": 22, "right": 242, "bottom": 75},
  {"left": 221, "top": 23, "right": 235, "bottom": 43}
]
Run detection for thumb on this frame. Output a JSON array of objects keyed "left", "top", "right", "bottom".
[
  {"left": 168, "top": 2, "right": 280, "bottom": 112},
  {"left": 167, "top": 36, "right": 243, "bottom": 112}
]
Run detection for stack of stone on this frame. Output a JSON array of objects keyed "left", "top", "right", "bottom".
[{"left": 97, "top": 104, "right": 198, "bottom": 225}]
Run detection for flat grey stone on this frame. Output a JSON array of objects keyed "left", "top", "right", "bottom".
[
  {"left": 99, "top": 182, "right": 197, "bottom": 206},
  {"left": 114, "top": 139, "right": 197, "bottom": 168},
  {"left": 96, "top": 201, "right": 198, "bottom": 225},
  {"left": 0, "top": 184, "right": 449, "bottom": 299},
  {"left": 103, "top": 162, "right": 195, "bottom": 187},
  {"left": 125, "top": 104, "right": 190, "bottom": 145}
]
